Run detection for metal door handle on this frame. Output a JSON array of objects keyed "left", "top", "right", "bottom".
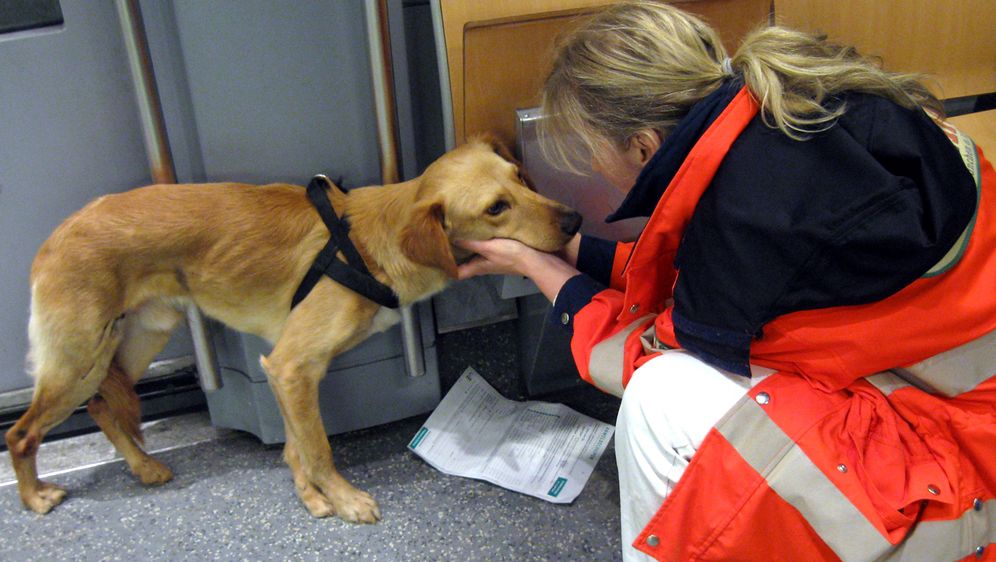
[
  {"left": 116, "top": 0, "right": 222, "bottom": 392},
  {"left": 364, "top": 0, "right": 426, "bottom": 378},
  {"left": 400, "top": 306, "right": 425, "bottom": 378}
]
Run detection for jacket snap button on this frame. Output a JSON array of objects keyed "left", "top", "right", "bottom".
[
  {"left": 974, "top": 498, "right": 983, "bottom": 511},
  {"left": 976, "top": 546, "right": 985, "bottom": 558},
  {"left": 560, "top": 312, "right": 570, "bottom": 325},
  {"left": 836, "top": 464, "right": 847, "bottom": 473},
  {"left": 755, "top": 392, "right": 770, "bottom": 405},
  {"left": 927, "top": 485, "right": 940, "bottom": 495},
  {"left": 629, "top": 304, "right": 640, "bottom": 314},
  {"left": 645, "top": 535, "right": 660, "bottom": 547}
]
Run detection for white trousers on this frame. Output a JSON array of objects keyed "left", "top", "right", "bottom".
[{"left": 614, "top": 350, "right": 771, "bottom": 561}]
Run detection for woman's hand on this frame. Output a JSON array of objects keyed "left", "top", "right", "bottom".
[
  {"left": 456, "top": 238, "right": 540, "bottom": 278},
  {"left": 456, "top": 238, "right": 581, "bottom": 303},
  {"left": 557, "top": 233, "right": 582, "bottom": 267}
]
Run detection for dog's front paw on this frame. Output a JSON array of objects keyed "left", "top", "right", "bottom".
[
  {"left": 298, "top": 485, "right": 336, "bottom": 518},
  {"left": 21, "top": 481, "right": 67, "bottom": 514},
  {"left": 331, "top": 487, "right": 381, "bottom": 524},
  {"left": 133, "top": 457, "right": 173, "bottom": 485}
]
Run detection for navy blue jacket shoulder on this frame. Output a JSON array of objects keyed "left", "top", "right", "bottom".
[{"left": 555, "top": 87, "right": 977, "bottom": 376}]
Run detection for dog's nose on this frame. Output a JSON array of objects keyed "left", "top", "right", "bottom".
[{"left": 560, "top": 211, "right": 583, "bottom": 236}]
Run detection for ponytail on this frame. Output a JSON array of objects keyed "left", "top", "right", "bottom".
[
  {"left": 540, "top": 1, "right": 942, "bottom": 171},
  {"left": 733, "top": 25, "right": 942, "bottom": 139}
]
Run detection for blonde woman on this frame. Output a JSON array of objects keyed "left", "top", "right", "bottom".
[{"left": 458, "top": 1, "right": 995, "bottom": 560}]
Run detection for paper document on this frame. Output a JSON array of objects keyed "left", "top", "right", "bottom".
[{"left": 408, "top": 367, "right": 614, "bottom": 503}]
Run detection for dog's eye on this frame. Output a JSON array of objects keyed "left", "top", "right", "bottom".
[{"left": 486, "top": 200, "right": 510, "bottom": 216}]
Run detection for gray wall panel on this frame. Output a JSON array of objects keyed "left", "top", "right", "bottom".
[
  {"left": 0, "top": 3, "right": 162, "bottom": 395},
  {"left": 165, "top": 0, "right": 380, "bottom": 187}
]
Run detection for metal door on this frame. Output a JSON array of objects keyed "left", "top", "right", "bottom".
[{"left": 0, "top": 1, "right": 195, "bottom": 412}]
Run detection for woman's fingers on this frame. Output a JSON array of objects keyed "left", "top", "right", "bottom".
[
  {"left": 454, "top": 238, "right": 489, "bottom": 255},
  {"left": 454, "top": 238, "right": 533, "bottom": 278},
  {"left": 455, "top": 238, "right": 580, "bottom": 302},
  {"left": 456, "top": 255, "right": 492, "bottom": 280}
]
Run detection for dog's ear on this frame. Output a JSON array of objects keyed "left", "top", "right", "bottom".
[
  {"left": 400, "top": 202, "right": 458, "bottom": 279},
  {"left": 470, "top": 131, "right": 536, "bottom": 191},
  {"left": 471, "top": 132, "right": 519, "bottom": 165}
]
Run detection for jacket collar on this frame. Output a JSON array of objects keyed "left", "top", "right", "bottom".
[{"left": 607, "top": 80, "right": 743, "bottom": 223}]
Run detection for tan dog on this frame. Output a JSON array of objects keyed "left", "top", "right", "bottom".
[{"left": 5, "top": 136, "right": 581, "bottom": 522}]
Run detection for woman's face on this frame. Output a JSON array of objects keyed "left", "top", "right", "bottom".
[
  {"left": 589, "top": 129, "right": 662, "bottom": 194},
  {"left": 591, "top": 146, "right": 644, "bottom": 194}
]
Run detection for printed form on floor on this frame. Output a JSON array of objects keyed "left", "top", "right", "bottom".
[{"left": 408, "top": 367, "right": 614, "bottom": 503}]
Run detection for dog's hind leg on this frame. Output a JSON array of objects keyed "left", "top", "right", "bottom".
[
  {"left": 5, "top": 316, "right": 123, "bottom": 514},
  {"left": 86, "top": 301, "right": 182, "bottom": 485},
  {"left": 5, "top": 399, "right": 70, "bottom": 514},
  {"left": 86, "top": 362, "right": 172, "bottom": 485}
]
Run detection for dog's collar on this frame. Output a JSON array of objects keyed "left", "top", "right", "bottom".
[{"left": 291, "top": 175, "right": 400, "bottom": 310}]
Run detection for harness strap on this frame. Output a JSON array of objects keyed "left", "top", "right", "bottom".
[{"left": 291, "top": 176, "right": 400, "bottom": 309}]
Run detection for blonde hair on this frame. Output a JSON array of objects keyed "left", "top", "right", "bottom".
[{"left": 540, "top": 1, "right": 942, "bottom": 172}]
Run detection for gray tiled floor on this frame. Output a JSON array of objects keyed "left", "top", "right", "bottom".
[
  {"left": 0, "top": 409, "right": 622, "bottom": 561},
  {"left": 2, "top": 318, "right": 625, "bottom": 561},
  {"left": 0, "top": 412, "right": 230, "bottom": 486}
]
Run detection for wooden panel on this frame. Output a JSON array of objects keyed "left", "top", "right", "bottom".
[
  {"left": 774, "top": 0, "right": 996, "bottom": 99},
  {"left": 678, "top": 0, "right": 774, "bottom": 50},
  {"left": 463, "top": 13, "right": 585, "bottom": 146},
  {"left": 439, "top": 0, "right": 614, "bottom": 146},
  {"left": 440, "top": 0, "right": 771, "bottom": 145},
  {"left": 950, "top": 109, "right": 996, "bottom": 156}
]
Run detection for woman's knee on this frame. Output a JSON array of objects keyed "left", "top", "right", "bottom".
[
  {"left": 621, "top": 351, "right": 716, "bottom": 413},
  {"left": 617, "top": 350, "right": 752, "bottom": 450}
]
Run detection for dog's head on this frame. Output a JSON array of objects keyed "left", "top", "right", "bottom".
[{"left": 400, "top": 134, "right": 582, "bottom": 278}]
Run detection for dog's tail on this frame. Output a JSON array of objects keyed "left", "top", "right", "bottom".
[{"left": 96, "top": 362, "right": 144, "bottom": 446}]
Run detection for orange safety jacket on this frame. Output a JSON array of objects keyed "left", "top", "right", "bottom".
[{"left": 571, "top": 88, "right": 996, "bottom": 560}]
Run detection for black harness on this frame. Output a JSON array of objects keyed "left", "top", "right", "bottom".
[{"left": 291, "top": 175, "right": 400, "bottom": 309}]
